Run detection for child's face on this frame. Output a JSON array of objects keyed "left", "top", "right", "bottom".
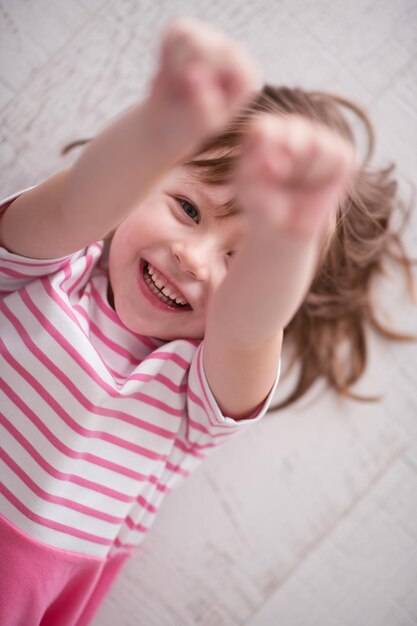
[{"left": 108, "top": 165, "right": 246, "bottom": 340}]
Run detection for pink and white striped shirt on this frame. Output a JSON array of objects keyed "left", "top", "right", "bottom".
[{"left": 0, "top": 190, "right": 279, "bottom": 626}]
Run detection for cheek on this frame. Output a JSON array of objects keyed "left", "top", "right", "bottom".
[{"left": 127, "top": 200, "right": 172, "bottom": 242}]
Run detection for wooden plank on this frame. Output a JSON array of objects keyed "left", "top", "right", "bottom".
[
  {"left": 248, "top": 457, "right": 417, "bottom": 626},
  {"left": 0, "top": 0, "right": 89, "bottom": 91}
]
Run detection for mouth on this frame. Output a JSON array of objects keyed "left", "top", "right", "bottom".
[{"left": 142, "top": 261, "right": 192, "bottom": 311}]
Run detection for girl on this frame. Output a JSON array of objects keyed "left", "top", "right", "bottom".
[{"left": 0, "top": 18, "right": 413, "bottom": 626}]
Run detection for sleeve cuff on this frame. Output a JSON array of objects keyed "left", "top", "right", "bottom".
[
  {"left": 195, "top": 342, "right": 281, "bottom": 427},
  {"left": 0, "top": 186, "right": 36, "bottom": 217}
]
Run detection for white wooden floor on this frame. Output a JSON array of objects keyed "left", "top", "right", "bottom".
[{"left": 1, "top": 1, "right": 417, "bottom": 625}]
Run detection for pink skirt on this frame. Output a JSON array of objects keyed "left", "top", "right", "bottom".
[{"left": 0, "top": 514, "right": 128, "bottom": 626}]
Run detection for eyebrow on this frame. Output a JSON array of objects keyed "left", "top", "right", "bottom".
[
  {"left": 180, "top": 168, "right": 242, "bottom": 220},
  {"left": 214, "top": 199, "right": 241, "bottom": 220}
]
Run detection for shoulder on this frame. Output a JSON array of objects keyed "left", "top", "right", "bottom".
[
  {"left": 0, "top": 186, "right": 37, "bottom": 218},
  {"left": 0, "top": 185, "right": 104, "bottom": 295}
]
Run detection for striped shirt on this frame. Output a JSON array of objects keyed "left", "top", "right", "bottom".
[{"left": 0, "top": 189, "right": 279, "bottom": 626}]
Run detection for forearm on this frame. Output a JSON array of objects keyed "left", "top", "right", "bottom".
[
  {"left": 61, "top": 100, "right": 193, "bottom": 249},
  {"left": 206, "top": 223, "right": 319, "bottom": 349},
  {"left": 202, "top": 225, "right": 317, "bottom": 419}
]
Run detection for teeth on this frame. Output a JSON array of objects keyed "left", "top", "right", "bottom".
[
  {"left": 162, "top": 286, "right": 184, "bottom": 303},
  {"left": 145, "top": 263, "right": 188, "bottom": 308}
]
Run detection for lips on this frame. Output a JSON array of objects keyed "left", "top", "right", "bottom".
[{"left": 142, "top": 261, "right": 192, "bottom": 311}]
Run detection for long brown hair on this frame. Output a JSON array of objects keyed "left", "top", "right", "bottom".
[{"left": 184, "top": 85, "right": 416, "bottom": 408}]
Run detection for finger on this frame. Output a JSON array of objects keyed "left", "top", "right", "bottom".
[{"left": 301, "top": 140, "right": 354, "bottom": 191}]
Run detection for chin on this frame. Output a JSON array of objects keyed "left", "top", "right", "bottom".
[
  {"left": 153, "top": 326, "right": 205, "bottom": 342},
  {"left": 113, "top": 297, "right": 204, "bottom": 342}
]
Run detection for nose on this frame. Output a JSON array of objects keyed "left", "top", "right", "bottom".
[{"left": 171, "top": 239, "right": 213, "bottom": 281}]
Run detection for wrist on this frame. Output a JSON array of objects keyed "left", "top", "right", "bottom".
[{"left": 140, "top": 94, "right": 202, "bottom": 166}]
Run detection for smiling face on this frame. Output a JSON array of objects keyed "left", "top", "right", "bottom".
[{"left": 108, "top": 165, "right": 246, "bottom": 340}]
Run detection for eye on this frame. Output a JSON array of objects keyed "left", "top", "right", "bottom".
[{"left": 177, "top": 198, "right": 200, "bottom": 223}]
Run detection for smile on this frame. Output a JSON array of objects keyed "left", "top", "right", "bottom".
[{"left": 143, "top": 262, "right": 191, "bottom": 310}]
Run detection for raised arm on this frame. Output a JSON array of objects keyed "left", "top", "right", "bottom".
[
  {"left": 203, "top": 115, "right": 354, "bottom": 418},
  {"left": 0, "top": 102, "right": 186, "bottom": 259},
  {"left": 0, "top": 19, "right": 259, "bottom": 259}
]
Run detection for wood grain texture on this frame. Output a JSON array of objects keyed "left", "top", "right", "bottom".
[
  {"left": 249, "top": 459, "right": 417, "bottom": 626},
  {"left": 1, "top": 1, "right": 416, "bottom": 624}
]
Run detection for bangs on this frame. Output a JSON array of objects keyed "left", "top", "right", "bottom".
[
  {"left": 184, "top": 152, "right": 242, "bottom": 218},
  {"left": 184, "top": 152, "right": 237, "bottom": 186}
]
